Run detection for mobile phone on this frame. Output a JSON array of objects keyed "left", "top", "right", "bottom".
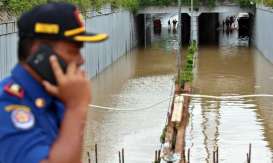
[{"left": 26, "top": 44, "right": 67, "bottom": 85}]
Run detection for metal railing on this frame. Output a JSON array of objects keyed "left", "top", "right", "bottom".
[
  {"left": 0, "top": 9, "right": 137, "bottom": 80},
  {"left": 0, "top": 21, "right": 18, "bottom": 79}
]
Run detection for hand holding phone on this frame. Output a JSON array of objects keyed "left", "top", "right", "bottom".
[
  {"left": 27, "top": 45, "right": 67, "bottom": 85},
  {"left": 27, "top": 44, "right": 91, "bottom": 109},
  {"left": 43, "top": 54, "right": 92, "bottom": 110}
]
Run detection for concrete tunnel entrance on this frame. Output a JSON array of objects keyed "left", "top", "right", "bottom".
[
  {"left": 199, "top": 12, "right": 254, "bottom": 45},
  {"left": 136, "top": 13, "right": 191, "bottom": 47},
  {"left": 136, "top": 12, "right": 254, "bottom": 47},
  {"left": 199, "top": 13, "right": 220, "bottom": 45},
  {"left": 181, "top": 13, "right": 191, "bottom": 45}
]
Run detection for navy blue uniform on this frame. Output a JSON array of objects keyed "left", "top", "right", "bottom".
[{"left": 0, "top": 64, "right": 65, "bottom": 163}]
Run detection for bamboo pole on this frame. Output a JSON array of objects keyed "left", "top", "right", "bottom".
[
  {"left": 216, "top": 147, "right": 219, "bottom": 163},
  {"left": 87, "top": 151, "right": 91, "bottom": 163},
  {"left": 122, "top": 148, "right": 125, "bottom": 163},
  {"left": 213, "top": 151, "right": 216, "bottom": 163},
  {"left": 158, "top": 150, "right": 161, "bottom": 162},
  {"left": 119, "top": 151, "right": 121, "bottom": 163},
  {"left": 155, "top": 150, "right": 158, "bottom": 162},
  {"left": 249, "top": 144, "right": 252, "bottom": 163},
  {"left": 187, "top": 148, "right": 190, "bottom": 163},
  {"left": 95, "top": 144, "right": 98, "bottom": 163}
]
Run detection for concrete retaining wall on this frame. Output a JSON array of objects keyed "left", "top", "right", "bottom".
[
  {"left": 83, "top": 9, "right": 137, "bottom": 77},
  {"left": 253, "top": 6, "right": 273, "bottom": 63},
  {"left": 0, "top": 9, "right": 137, "bottom": 79}
]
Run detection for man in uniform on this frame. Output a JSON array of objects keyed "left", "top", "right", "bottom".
[{"left": 0, "top": 2, "right": 108, "bottom": 163}]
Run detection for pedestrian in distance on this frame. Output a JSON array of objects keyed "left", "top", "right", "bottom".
[
  {"left": 168, "top": 19, "right": 171, "bottom": 30},
  {"left": 222, "top": 20, "right": 225, "bottom": 31},
  {"left": 225, "top": 17, "right": 230, "bottom": 31},
  {"left": 172, "top": 19, "right": 178, "bottom": 29},
  {"left": 172, "top": 19, "right": 178, "bottom": 33},
  {"left": 0, "top": 2, "right": 108, "bottom": 163}
]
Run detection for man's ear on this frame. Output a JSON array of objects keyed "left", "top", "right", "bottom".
[
  {"left": 29, "top": 40, "right": 43, "bottom": 55},
  {"left": 30, "top": 40, "right": 48, "bottom": 55}
]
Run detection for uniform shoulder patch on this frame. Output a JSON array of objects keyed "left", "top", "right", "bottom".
[
  {"left": 4, "top": 83, "right": 24, "bottom": 99},
  {"left": 11, "top": 109, "right": 35, "bottom": 130},
  {"left": 4, "top": 105, "right": 35, "bottom": 130}
]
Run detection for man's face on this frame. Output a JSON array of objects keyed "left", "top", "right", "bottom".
[{"left": 51, "top": 40, "right": 84, "bottom": 67}]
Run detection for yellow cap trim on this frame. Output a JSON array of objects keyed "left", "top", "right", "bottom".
[
  {"left": 35, "top": 23, "right": 59, "bottom": 34},
  {"left": 73, "top": 33, "right": 108, "bottom": 42},
  {"left": 64, "top": 27, "right": 85, "bottom": 37}
]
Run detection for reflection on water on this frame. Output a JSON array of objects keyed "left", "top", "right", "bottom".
[
  {"left": 83, "top": 27, "right": 273, "bottom": 163},
  {"left": 186, "top": 30, "right": 273, "bottom": 162},
  {"left": 151, "top": 26, "right": 180, "bottom": 52}
]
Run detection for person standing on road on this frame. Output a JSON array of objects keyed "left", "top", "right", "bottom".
[
  {"left": 0, "top": 2, "right": 108, "bottom": 163},
  {"left": 172, "top": 19, "right": 178, "bottom": 29}
]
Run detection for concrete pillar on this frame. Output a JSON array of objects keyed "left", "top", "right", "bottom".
[
  {"left": 144, "top": 14, "right": 147, "bottom": 48},
  {"left": 144, "top": 14, "right": 152, "bottom": 48},
  {"left": 191, "top": 13, "right": 199, "bottom": 44}
]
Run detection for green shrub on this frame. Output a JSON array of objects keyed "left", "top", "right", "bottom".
[
  {"left": 208, "top": 0, "right": 216, "bottom": 8},
  {"left": 2, "top": 0, "right": 265, "bottom": 14},
  {"left": 264, "top": 0, "right": 273, "bottom": 7},
  {"left": 120, "top": 0, "right": 139, "bottom": 13},
  {"left": 178, "top": 42, "right": 197, "bottom": 86},
  {"left": 180, "top": 70, "right": 193, "bottom": 82},
  {"left": 0, "top": 0, "right": 139, "bottom": 14},
  {"left": 237, "top": 0, "right": 256, "bottom": 7},
  {"left": 187, "top": 59, "right": 193, "bottom": 65},
  {"left": 139, "top": 0, "right": 177, "bottom": 7},
  {"left": 5, "top": 0, "right": 47, "bottom": 15}
]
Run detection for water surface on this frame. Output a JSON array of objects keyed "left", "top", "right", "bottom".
[{"left": 83, "top": 28, "right": 273, "bottom": 163}]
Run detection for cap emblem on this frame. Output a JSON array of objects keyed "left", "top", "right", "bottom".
[{"left": 35, "top": 23, "right": 60, "bottom": 34}]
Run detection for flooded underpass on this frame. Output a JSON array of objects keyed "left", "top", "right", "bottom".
[
  {"left": 83, "top": 27, "right": 177, "bottom": 163},
  {"left": 83, "top": 25, "right": 273, "bottom": 162},
  {"left": 187, "top": 34, "right": 273, "bottom": 162}
]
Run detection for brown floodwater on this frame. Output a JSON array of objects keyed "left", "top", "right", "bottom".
[
  {"left": 187, "top": 31, "right": 273, "bottom": 163},
  {"left": 83, "top": 28, "right": 273, "bottom": 163}
]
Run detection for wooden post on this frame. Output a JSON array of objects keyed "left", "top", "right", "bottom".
[
  {"left": 87, "top": 152, "right": 91, "bottom": 163},
  {"left": 95, "top": 144, "right": 98, "bottom": 163},
  {"left": 216, "top": 147, "right": 219, "bottom": 163},
  {"left": 119, "top": 151, "right": 121, "bottom": 163},
  {"left": 174, "top": 95, "right": 190, "bottom": 163},
  {"left": 155, "top": 150, "right": 157, "bottom": 162},
  {"left": 249, "top": 144, "right": 251, "bottom": 163},
  {"left": 187, "top": 148, "right": 190, "bottom": 163},
  {"left": 122, "top": 148, "right": 125, "bottom": 163},
  {"left": 213, "top": 150, "right": 215, "bottom": 163},
  {"left": 158, "top": 150, "right": 161, "bottom": 162},
  {"left": 247, "top": 153, "right": 249, "bottom": 163}
]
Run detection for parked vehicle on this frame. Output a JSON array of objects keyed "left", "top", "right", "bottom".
[{"left": 153, "top": 19, "right": 162, "bottom": 34}]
